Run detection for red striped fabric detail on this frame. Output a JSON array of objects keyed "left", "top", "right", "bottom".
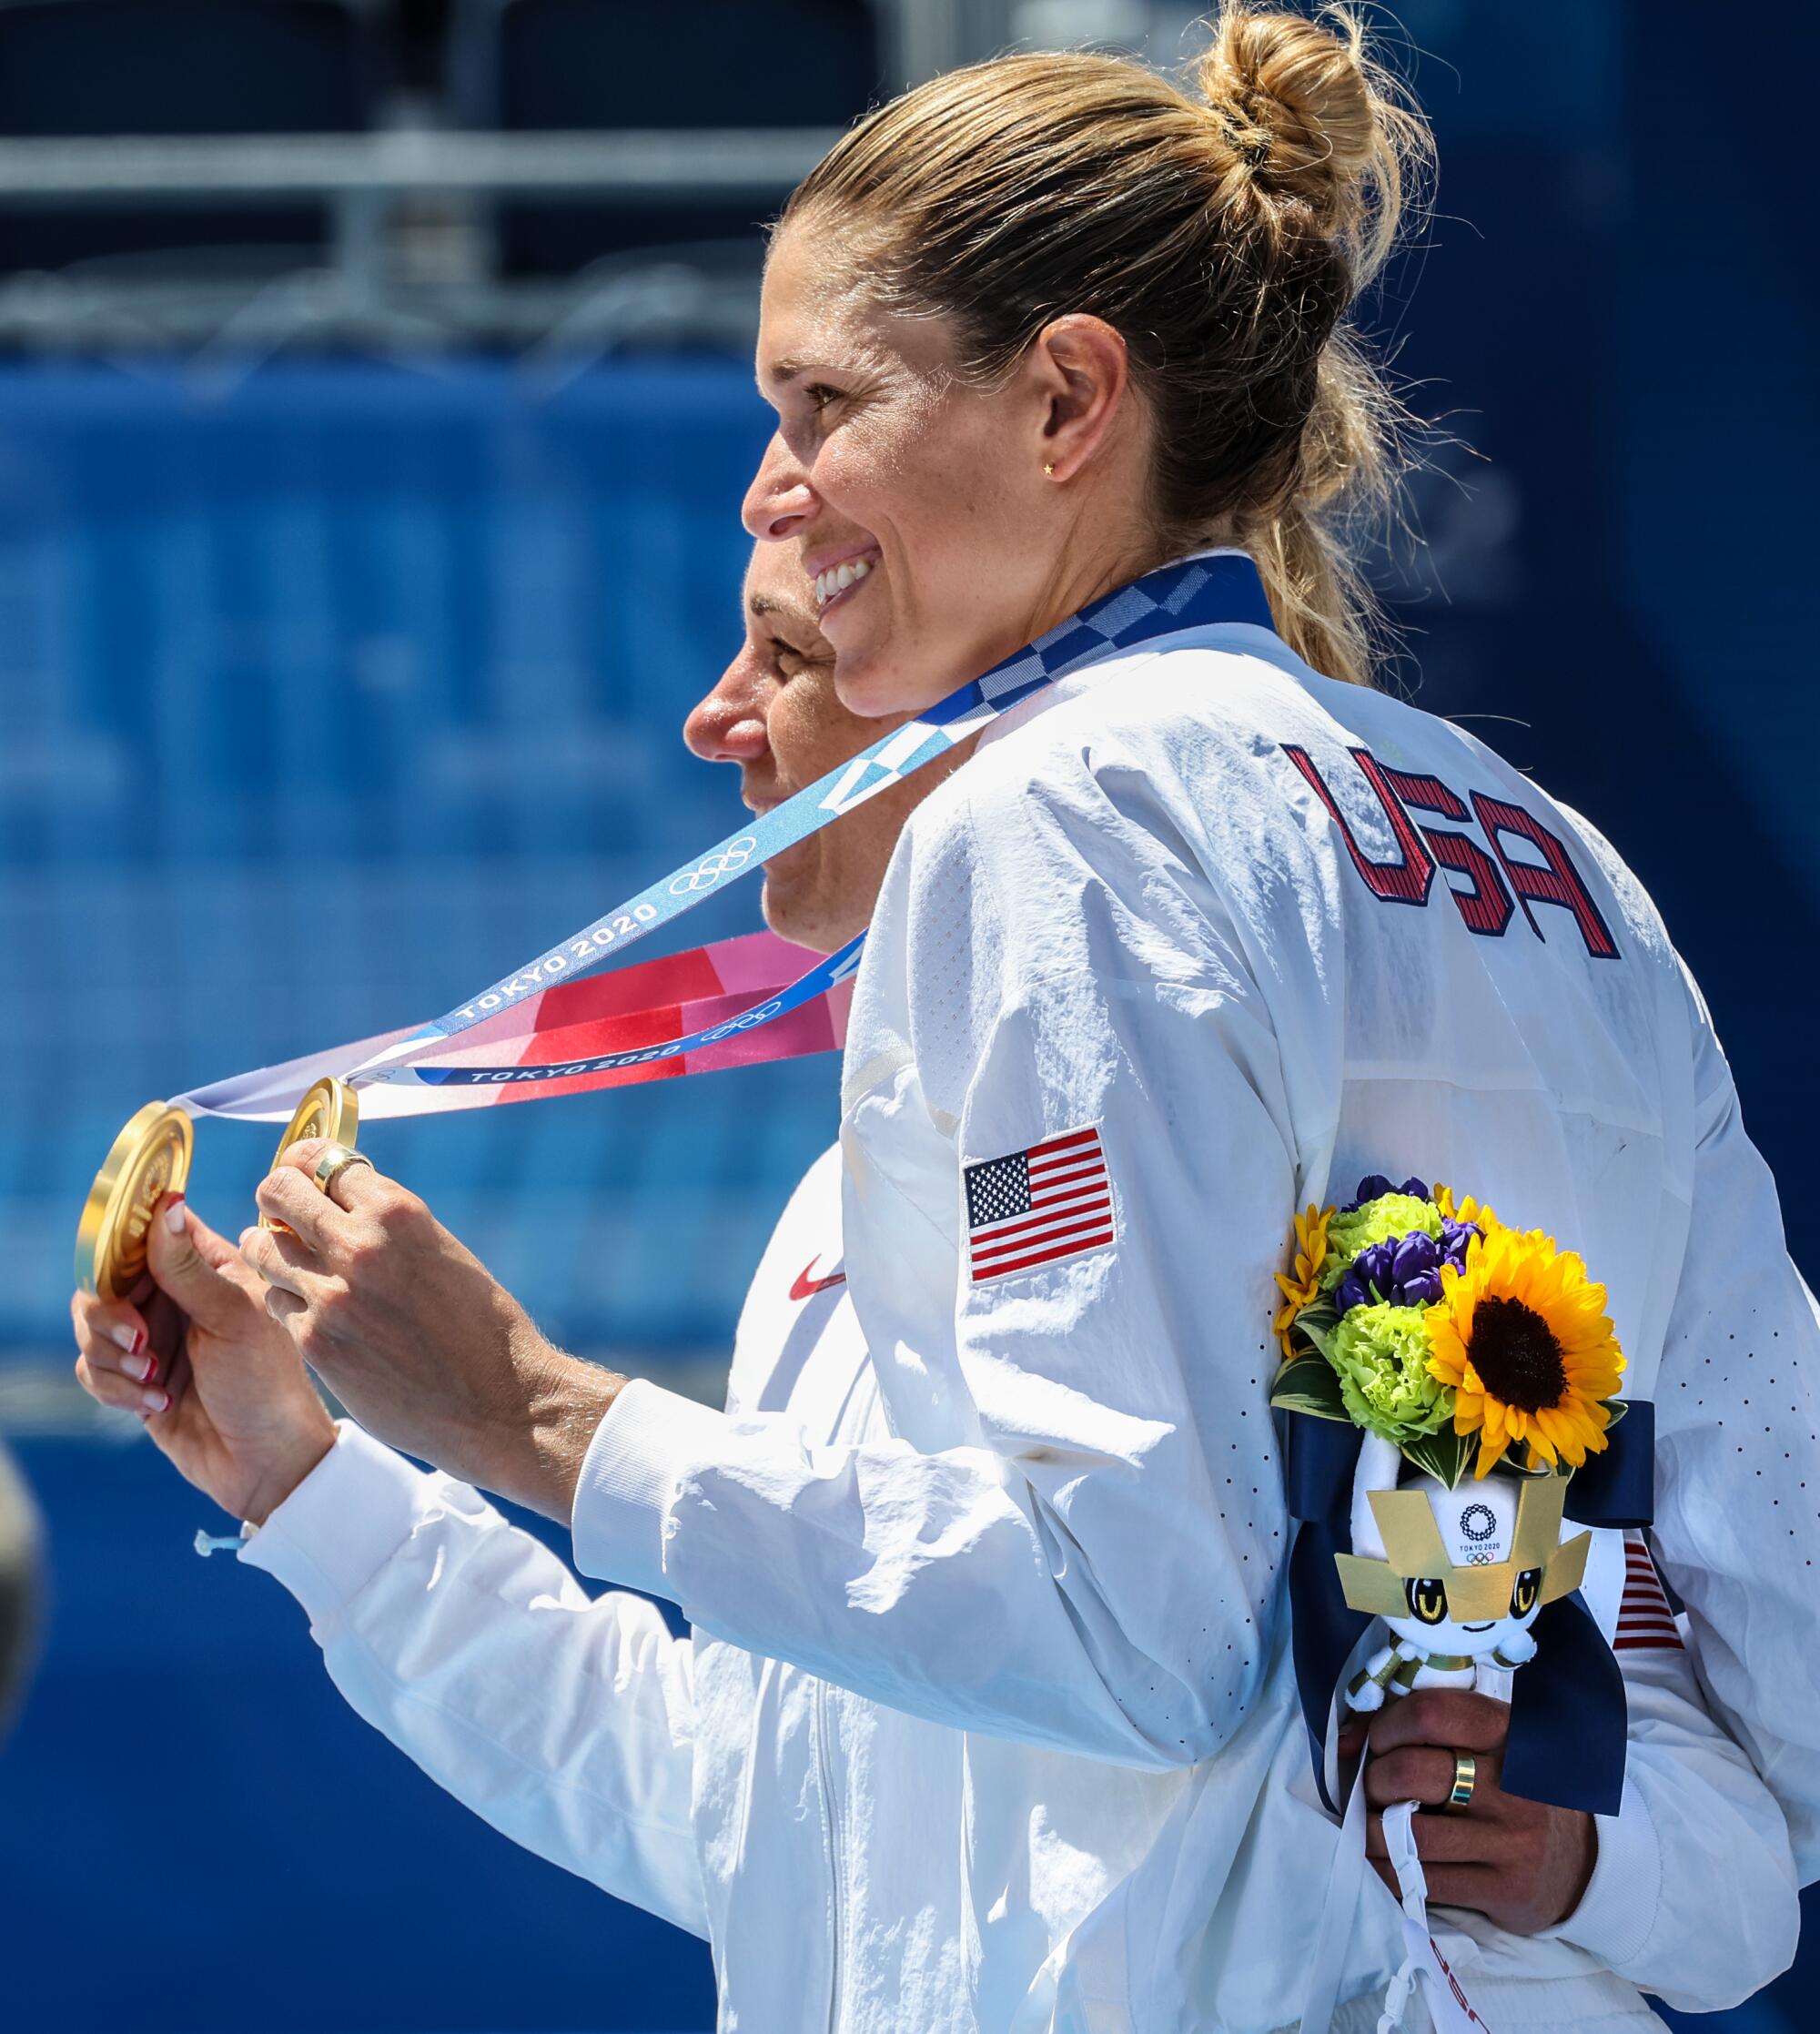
[
  {"left": 1614, "top": 1536, "right": 1683, "bottom": 1651},
  {"left": 965, "top": 1127, "right": 1115, "bottom": 1285}
]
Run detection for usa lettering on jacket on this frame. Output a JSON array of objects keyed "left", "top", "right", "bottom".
[{"left": 1282, "top": 742, "right": 1621, "bottom": 960}]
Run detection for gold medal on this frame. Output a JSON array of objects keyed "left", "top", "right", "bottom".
[
  {"left": 75, "top": 1101, "right": 194, "bottom": 1301},
  {"left": 260, "top": 1077, "right": 359, "bottom": 1230}
]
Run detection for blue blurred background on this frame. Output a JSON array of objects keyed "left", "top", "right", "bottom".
[{"left": 0, "top": 1, "right": 1813, "bottom": 2029}]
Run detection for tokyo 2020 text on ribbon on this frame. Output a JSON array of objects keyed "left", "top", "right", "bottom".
[{"left": 177, "top": 550, "right": 1276, "bottom": 1120}]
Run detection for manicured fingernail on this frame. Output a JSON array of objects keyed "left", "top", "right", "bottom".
[
  {"left": 126, "top": 1353, "right": 154, "bottom": 1383},
  {"left": 165, "top": 1194, "right": 187, "bottom": 1234},
  {"left": 108, "top": 1321, "right": 144, "bottom": 1354},
  {"left": 141, "top": 1388, "right": 170, "bottom": 1414}
]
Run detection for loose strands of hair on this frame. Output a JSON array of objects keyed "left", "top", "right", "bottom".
[{"left": 783, "top": 3, "right": 1434, "bottom": 689}]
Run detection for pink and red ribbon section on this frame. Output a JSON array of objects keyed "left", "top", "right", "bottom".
[{"left": 177, "top": 930, "right": 849, "bottom": 1123}]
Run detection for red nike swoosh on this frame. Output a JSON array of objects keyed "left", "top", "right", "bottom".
[{"left": 789, "top": 1257, "right": 846, "bottom": 1301}]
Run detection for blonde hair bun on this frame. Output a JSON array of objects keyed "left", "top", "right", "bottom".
[
  {"left": 785, "top": 6, "right": 1435, "bottom": 687},
  {"left": 1198, "top": 3, "right": 1417, "bottom": 275}
]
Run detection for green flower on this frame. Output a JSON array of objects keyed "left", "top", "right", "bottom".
[
  {"left": 1320, "top": 1193, "right": 1443, "bottom": 1291},
  {"left": 1328, "top": 1301, "right": 1452, "bottom": 1445}
]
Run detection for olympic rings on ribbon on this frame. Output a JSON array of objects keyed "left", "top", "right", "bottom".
[{"left": 669, "top": 837, "right": 758, "bottom": 896}]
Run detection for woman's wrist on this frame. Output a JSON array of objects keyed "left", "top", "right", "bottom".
[
  {"left": 399, "top": 1324, "right": 625, "bottom": 1522},
  {"left": 506, "top": 1345, "right": 625, "bottom": 1524},
  {"left": 237, "top": 1418, "right": 338, "bottom": 1527}
]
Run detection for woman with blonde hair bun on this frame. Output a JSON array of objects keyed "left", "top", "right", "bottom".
[
  {"left": 80, "top": 6, "right": 1812, "bottom": 2032},
  {"left": 713, "top": 3, "right": 1810, "bottom": 2024},
  {"left": 760, "top": 1, "right": 1423, "bottom": 701}
]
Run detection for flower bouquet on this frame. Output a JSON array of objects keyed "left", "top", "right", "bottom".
[
  {"left": 1270, "top": 1174, "right": 1627, "bottom": 1488},
  {"left": 1271, "top": 1174, "right": 1640, "bottom": 1850}
]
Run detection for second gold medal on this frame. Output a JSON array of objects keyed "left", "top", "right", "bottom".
[{"left": 259, "top": 1076, "right": 359, "bottom": 1230}]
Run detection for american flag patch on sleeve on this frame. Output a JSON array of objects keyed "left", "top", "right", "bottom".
[
  {"left": 963, "top": 1126, "right": 1115, "bottom": 1285},
  {"left": 1614, "top": 1533, "right": 1684, "bottom": 1651}
]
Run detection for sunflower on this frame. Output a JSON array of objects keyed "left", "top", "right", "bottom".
[
  {"left": 1424, "top": 1222, "right": 1625, "bottom": 1478},
  {"left": 1273, "top": 1201, "right": 1334, "bottom": 1361}
]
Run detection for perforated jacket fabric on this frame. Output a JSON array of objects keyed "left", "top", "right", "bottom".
[
  {"left": 247, "top": 617, "right": 1810, "bottom": 2029},
  {"left": 247, "top": 1144, "right": 1792, "bottom": 2030}
]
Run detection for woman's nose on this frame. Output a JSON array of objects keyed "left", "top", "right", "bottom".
[
  {"left": 743, "top": 433, "right": 815, "bottom": 541},
  {"left": 684, "top": 647, "right": 774, "bottom": 764}
]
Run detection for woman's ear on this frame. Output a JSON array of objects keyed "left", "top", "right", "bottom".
[{"left": 1031, "top": 314, "right": 1132, "bottom": 482}]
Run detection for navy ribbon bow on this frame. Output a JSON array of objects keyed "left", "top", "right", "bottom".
[{"left": 1279, "top": 1402, "right": 1654, "bottom": 1818}]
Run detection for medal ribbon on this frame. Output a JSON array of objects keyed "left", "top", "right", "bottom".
[
  {"left": 181, "top": 930, "right": 855, "bottom": 1121},
  {"left": 179, "top": 550, "right": 1275, "bottom": 1119}
]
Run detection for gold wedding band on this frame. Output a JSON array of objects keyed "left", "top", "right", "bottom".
[
  {"left": 312, "top": 1142, "right": 373, "bottom": 1202},
  {"left": 1445, "top": 1751, "right": 1478, "bottom": 1811}
]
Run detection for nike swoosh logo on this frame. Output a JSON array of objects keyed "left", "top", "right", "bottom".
[{"left": 789, "top": 1257, "right": 846, "bottom": 1301}]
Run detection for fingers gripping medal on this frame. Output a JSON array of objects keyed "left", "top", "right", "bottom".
[
  {"left": 259, "top": 1076, "right": 359, "bottom": 1230},
  {"left": 75, "top": 1102, "right": 194, "bottom": 1301}
]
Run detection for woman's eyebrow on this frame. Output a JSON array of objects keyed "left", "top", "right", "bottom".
[
  {"left": 763, "top": 340, "right": 882, "bottom": 387},
  {"left": 749, "top": 586, "right": 820, "bottom": 635}
]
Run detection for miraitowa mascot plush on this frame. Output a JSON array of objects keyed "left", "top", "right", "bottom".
[
  {"left": 1337, "top": 1433, "right": 1592, "bottom": 1711},
  {"left": 1313, "top": 1433, "right": 1600, "bottom": 2034},
  {"left": 1270, "top": 1176, "right": 1635, "bottom": 2034}
]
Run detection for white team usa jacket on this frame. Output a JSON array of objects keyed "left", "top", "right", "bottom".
[{"left": 243, "top": 610, "right": 1815, "bottom": 2030}]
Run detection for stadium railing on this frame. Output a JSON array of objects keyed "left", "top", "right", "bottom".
[{"left": 0, "top": 126, "right": 839, "bottom": 354}]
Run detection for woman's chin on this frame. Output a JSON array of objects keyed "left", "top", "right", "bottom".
[
  {"left": 825, "top": 608, "right": 909, "bottom": 713},
  {"left": 832, "top": 649, "right": 933, "bottom": 721},
  {"left": 761, "top": 873, "right": 830, "bottom": 956},
  {"left": 758, "top": 871, "right": 793, "bottom": 937},
  {"left": 832, "top": 610, "right": 1001, "bottom": 720}
]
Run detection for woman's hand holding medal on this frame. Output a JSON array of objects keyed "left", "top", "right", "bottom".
[
  {"left": 239, "top": 1140, "right": 622, "bottom": 1522},
  {"left": 70, "top": 1198, "right": 336, "bottom": 1526}
]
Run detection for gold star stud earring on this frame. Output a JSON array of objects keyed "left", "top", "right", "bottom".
[{"left": 1043, "top": 461, "right": 1056, "bottom": 477}]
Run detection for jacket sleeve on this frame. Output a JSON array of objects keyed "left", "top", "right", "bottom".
[
  {"left": 1651, "top": 966, "right": 1820, "bottom": 1882},
  {"left": 1543, "top": 1552, "right": 1799, "bottom": 2009},
  {"left": 572, "top": 746, "right": 1297, "bottom": 1769},
  {"left": 239, "top": 1421, "right": 709, "bottom": 1938}
]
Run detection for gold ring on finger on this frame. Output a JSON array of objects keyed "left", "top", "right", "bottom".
[
  {"left": 1444, "top": 1751, "right": 1478, "bottom": 1811},
  {"left": 262, "top": 1077, "right": 360, "bottom": 1232},
  {"left": 312, "top": 1142, "right": 374, "bottom": 1203}
]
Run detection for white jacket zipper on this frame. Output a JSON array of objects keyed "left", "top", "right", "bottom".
[
  {"left": 813, "top": 1350, "right": 878, "bottom": 2033},
  {"left": 814, "top": 1678, "right": 847, "bottom": 2033}
]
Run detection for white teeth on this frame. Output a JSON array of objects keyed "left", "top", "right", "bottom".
[{"left": 814, "top": 556, "right": 875, "bottom": 608}]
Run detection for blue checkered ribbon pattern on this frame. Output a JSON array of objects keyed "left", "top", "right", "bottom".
[{"left": 346, "top": 549, "right": 1274, "bottom": 1086}]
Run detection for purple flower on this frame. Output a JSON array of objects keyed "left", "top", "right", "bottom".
[
  {"left": 1334, "top": 1219, "right": 1481, "bottom": 1314},
  {"left": 1440, "top": 1218, "right": 1479, "bottom": 1270},
  {"left": 1341, "top": 1172, "right": 1431, "bottom": 1213}
]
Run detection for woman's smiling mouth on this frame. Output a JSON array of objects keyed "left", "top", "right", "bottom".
[{"left": 812, "top": 552, "right": 878, "bottom": 614}]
